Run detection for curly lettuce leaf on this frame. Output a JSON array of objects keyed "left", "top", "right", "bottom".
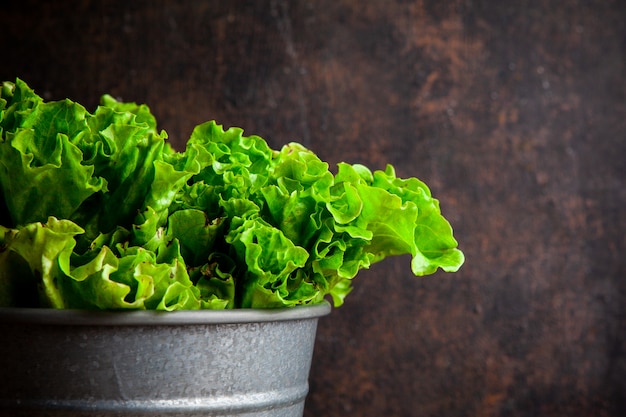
[
  {"left": 0, "top": 83, "right": 107, "bottom": 228},
  {"left": 371, "top": 165, "right": 465, "bottom": 275},
  {"left": 226, "top": 216, "right": 310, "bottom": 308},
  {"left": 191, "top": 253, "right": 236, "bottom": 309},
  {"left": 262, "top": 143, "right": 334, "bottom": 246},
  {"left": 0, "top": 217, "right": 83, "bottom": 308},
  {"left": 65, "top": 244, "right": 199, "bottom": 311},
  {"left": 186, "top": 121, "right": 274, "bottom": 199},
  {"left": 0, "top": 79, "right": 172, "bottom": 245},
  {"left": 165, "top": 208, "right": 225, "bottom": 267}
]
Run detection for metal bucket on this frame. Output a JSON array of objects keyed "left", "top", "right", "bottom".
[{"left": 0, "top": 303, "right": 330, "bottom": 417}]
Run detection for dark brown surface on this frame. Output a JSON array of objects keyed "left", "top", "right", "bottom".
[{"left": 2, "top": 1, "right": 625, "bottom": 416}]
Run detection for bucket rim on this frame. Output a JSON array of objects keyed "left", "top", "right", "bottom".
[{"left": 0, "top": 302, "right": 331, "bottom": 326}]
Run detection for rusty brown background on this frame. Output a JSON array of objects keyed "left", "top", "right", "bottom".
[{"left": 2, "top": 1, "right": 625, "bottom": 416}]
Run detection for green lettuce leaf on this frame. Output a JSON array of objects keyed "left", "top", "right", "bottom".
[
  {"left": 191, "top": 253, "right": 236, "bottom": 309},
  {"left": 165, "top": 208, "right": 225, "bottom": 266},
  {"left": 371, "top": 165, "right": 465, "bottom": 275},
  {"left": 226, "top": 216, "right": 310, "bottom": 308},
  {"left": 0, "top": 217, "right": 83, "bottom": 308},
  {"left": 65, "top": 244, "right": 198, "bottom": 310},
  {"left": 0, "top": 83, "right": 107, "bottom": 228}
]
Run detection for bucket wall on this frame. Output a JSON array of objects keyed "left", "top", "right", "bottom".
[{"left": 0, "top": 304, "right": 331, "bottom": 417}]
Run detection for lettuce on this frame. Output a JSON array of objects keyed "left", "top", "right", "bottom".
[{"left": 0, "top": 79, "right": 464, "bottom": 310}]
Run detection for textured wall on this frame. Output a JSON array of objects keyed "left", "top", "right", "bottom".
[{"left": 2, "top": 1, "right": 625, "bottom": 416}]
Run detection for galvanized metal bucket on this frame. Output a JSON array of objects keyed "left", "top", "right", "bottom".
[{"left": 0, "top": 303, "right": 330, "bottom": 417}]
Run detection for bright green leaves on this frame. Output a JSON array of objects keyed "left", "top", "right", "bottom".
[
  {"left": 83, "top": 104, "right": 167, "bottom": 237},
  {"left": 0, "top": 217, "right": 230, "bottom": 311},
  {"left": 0, "top": 79, "right": 168, "bottom": 245},
  {"left": 0, "top": 79, "right": 464, "bottom": 310},
  {"left": 227, "top": 216, "right": 310, "bottom": 308},
  {"left": 0, "top": 85, "right": 107, "bottom": 228},
  {"left": 371, "top": 165, "right": 465, "bottom": 275},
  {"left": 166, "top": 209, "right": 224, "bottom": 266},
  {"left": 68, "top": 245, "right": 201, "bottom": 311},
  {"left": 0, "top": 217, "right": 83, "bottom": 308},
  {"left": 187, "top": 121, "right": 274, "bottom": 199},
  {"left": 0, "top": 127, "right": 106, "bottom": 228}
]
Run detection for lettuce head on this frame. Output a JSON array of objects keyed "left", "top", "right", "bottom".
[{"left": 0, "top": 79, "right": 464, "bottom": 310}]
